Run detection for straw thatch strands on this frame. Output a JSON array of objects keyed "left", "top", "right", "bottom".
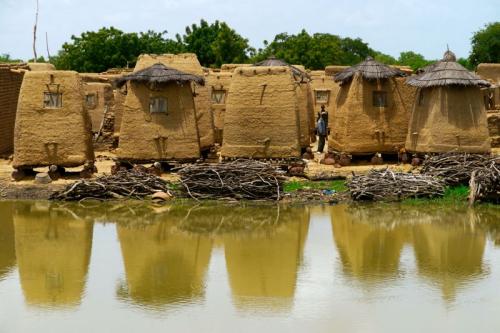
[
  {"left": 115, "top": 63, "right": 205, "bottom": 88},
  {"left": 407, "top": 51, "right": 490, "bottom": 88},
  {"left": 334, "top": 56, "right": 406, "bottom": 84}
]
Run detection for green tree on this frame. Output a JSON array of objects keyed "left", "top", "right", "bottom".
[
  {"left": 469, "top": 22, "right": 500, "bottom": 67},
  {"left": 373, "top": 52, "right": 398, "bottom": 65},
  {"left": 397, "top": 51, "right": 433, "bottom": 71},
  {"left": 179, "top": 19, "right": 253, "bottom": 67},
  {"left": 0, "top": 53, "right": 22, "bottom": 63},
  {"left": 52, "top": 27, "right": 184, "bottom": 72}
]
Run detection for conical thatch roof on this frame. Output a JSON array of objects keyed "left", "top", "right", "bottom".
[
  {"left": 407, "top": 51, "right": 490, "bottom": 88},
  {"left": 334, "top": 56, "right": 406, "bottom": 84},
  {"left": 253, "top": 56, "right": 309, "bottom": 81},
  {"left": 115, "top": 63, "right": 205, "bottom": 88}
]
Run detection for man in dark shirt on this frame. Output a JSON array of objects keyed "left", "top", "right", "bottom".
[{"left": 316, "top": 105, "right": 328, "bottom": 153}]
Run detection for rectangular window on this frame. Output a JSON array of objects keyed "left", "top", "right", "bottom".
[
  {"left": 85, "top": 94, "right": 97, "bottom": 109},
  {"left": 373, "top": 91, "right": 387, "bottom": 107},
  {"left": 315, "top": 90, "right": 330, "bottom": 103},
  {"left": 43, "top": 92, "right": 62, "bottom": 108},
  {"left": 149, "top": 97, "right": 168, "bottom": 114},
  {"left": 211, "top": 89, "right": 226, "bottom": 104}
]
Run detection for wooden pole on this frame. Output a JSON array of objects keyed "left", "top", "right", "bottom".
[
  {"left": 33, "top": 0, "right": 39, "bottom": 62},
  {"left": 45, "top": 32, "right": 51, "bottom": 60}
]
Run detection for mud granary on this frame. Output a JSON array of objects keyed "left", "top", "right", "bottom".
[
  {"left": 115, "top": 63, "right": 205, "bottom": 162},
  {"left": 406, "top": 51, "right": 491, "bottom": 153},
  {"left": 0, "top": 63, "right": 28, "bottom": 155},
  {"left": 476, "top": 63, "right": 500, "bottom": 148},
  {"left": 330, "top": 57, "right": 410, "bottom": 155},
  {"left": 13, "top": 70, "right": 95, "bottom": 176},
  {"left": 206, "top": 69, "right": 233, "bottom": 144},
  {"left": 133, "top": 54, "right": 215, "bottom": 151},
  {"left": 221, "top": 65, "right": 303, "bottom": 159}
]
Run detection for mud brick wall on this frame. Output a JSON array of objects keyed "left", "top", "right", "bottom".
[{"left": 0, "top": 67, "right": 25, "bottom": 154}]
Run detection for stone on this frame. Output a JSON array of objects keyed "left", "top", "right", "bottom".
[
  {"left": 35, "top": 173, "right": 52, "bottom": 184},
  {"left": 152, "top": 191, "right": 172, "bottom": 201}
]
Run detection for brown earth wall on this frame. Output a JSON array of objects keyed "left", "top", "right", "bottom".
[
  {"left": 221, "top": 66, "right": 301, "bottom": 159},
  {"left": 84, "top": 82, "right": 115, "bottom": 133},
  {"left": 405, "top": 86, "right": 491, "bottom": 153},
  {"left": 477, "top": 63, "right": 500, "bottom": 84},
  {"left": 117, "top": 82, "right": 200, "bottom": 161},
  {"left": 13, "top": 71, "right": 95, "bottom": 168},
  {"left": 0, "top": 67, "right": 25, "bottom": 154},
  {"left": 309, "top": 71, "right": 341, "bottom": 136},
  {"left": 134, "top": 54, "right": 215, "bottom": 150},
  {"left": 206, "top": 71, "right": 233, "bottom": 144}
]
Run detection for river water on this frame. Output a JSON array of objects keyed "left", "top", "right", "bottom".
[{"left": 0, "top": 201, "right": 499, "bottom": 333}]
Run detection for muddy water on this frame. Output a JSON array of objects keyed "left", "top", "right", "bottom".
[{"left": 0, "top": 201, "right": 499, "bottom": 333}]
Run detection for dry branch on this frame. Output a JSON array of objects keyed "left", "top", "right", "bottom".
[
  {"left": 348, "top": 169, "right": 446, "bottom": 201},
  {"left": 421, "top": 153, "right": 498, "bottom": 185},
  {"left": 469, "top": 161, "right": 500, "bottom": 204},
  {"left": 51, "top": 170, "right": 171, "bottom": 201},
  {"left": 178, "top": 159, "right": 286, "bottom": 201}
]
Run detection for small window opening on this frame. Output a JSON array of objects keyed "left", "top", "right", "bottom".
[
  {"left": 372, "top": 91, "right": 387, "bottom": 107},
  {"left": 149, "top": 97, "right": 168, "bottom": 114},
  {"left": 211, "top": 89, "right": 226, "bottom": 104},
  {"left": 315, "top": 90, "right": 330, "bottom": 103},
  {"left": 85, "top": 94, "right": 97, "bottom": 109},
  {"left": 43, "top": 92, "right": 62, "bottom": 108}
]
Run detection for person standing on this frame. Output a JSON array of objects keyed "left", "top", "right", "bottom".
[{"left": 316, "top": 105, "right": 328, "bottom": 153}]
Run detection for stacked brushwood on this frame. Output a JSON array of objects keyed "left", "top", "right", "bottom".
[
  {"left": 469, "top": 160, "right": 500, "bottom": 204},
  {"left": 348, "top": 169, "right": 446, "bottom": 201},
  {"left": 421, "top": 153, "right": 496, "bottom": 185},
  {"left": 51, "top": 170, "right": 171, "bottom": 201},
  {"left": 178, "top": 159, "right": 286, "bottom": 200}
]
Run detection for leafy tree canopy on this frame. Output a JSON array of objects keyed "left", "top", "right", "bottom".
[
  {"left": 178, "top": 19, "right": 254, "bottom": 67},
  {"left": 0, "top": 53, "right": 23, "bottom": 63},
  {"left": 469, "top": 22, "right": 500, "bottom": 67},
  {"left": 397, "top": 51, "right": 434, "bottom": 71}
]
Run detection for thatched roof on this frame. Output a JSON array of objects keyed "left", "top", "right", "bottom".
[
  {"left": 407, "top": 51, "right": 490, "bottom": 88},
  {"left": 334, "top": 57, "right": 406, "bottom": 84},
  {"left": 115, "top": 63, "right": 205, "bottom": 88},
  {"left": 253, "top": 56, "right": 309, "bottom": 81}
]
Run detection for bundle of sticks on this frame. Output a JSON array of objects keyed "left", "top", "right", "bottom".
[
  {"left": 421, "top": 153, "right": 497, "bottom": 185},
  {"left": 178, "top": 159, "right": 286, "bottom": 200},
  {"left": 51, "top": 170, "right": 171, "bottom": 201},
  {"left": 469, "top": 160, "right": 500, "bottom": 204},
  {"left": 348, "top": 169, "right": 446, "bottom": 201}
]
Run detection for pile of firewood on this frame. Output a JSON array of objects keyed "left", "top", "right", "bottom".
[
  {"left": 178, "top": 159, "right": 286, "bottom": 201},
  {"left": 50, "top": 170, "right": 171, "bottom": 201},
  {"left": 348, "top": 169, "right": 446, "bottom": 201},
  {"left": 469, "top": 160, "right": 500, "bottom": 204},
  {"left": 421, "top": 153, "right": 497, "bottom": 185}
]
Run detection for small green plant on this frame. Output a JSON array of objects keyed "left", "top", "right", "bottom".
[
  {"left": 402, "top": 185, "right": 470, "bottom": 205},
  {"left": 283, "top": 180, "right": 347, "bottom": 193}
]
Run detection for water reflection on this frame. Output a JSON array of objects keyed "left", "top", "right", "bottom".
[
  {"left": 13, "top": 202, "right": 94, "bottom": 308},
  {"left": 331, "top": 205, "right": 491, "bottom": 301},
  {"left": 0, "top": 202, "right": 16, "bottom": 280},
  {"left": 116, "top": 211, "right": 213, "bottom": 309},
  {"left": 222, "top": 206, "right": 309, "bottom": 311}
]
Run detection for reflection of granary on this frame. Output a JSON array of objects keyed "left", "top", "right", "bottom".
[
  {"left": 133, "top": 54, "right": 215, "bottom": 151},
  {"left": 13, "top": 71, "right": 95, "bottom": 177},
  {"left": 116, "top": 220, "right": 213, "bottom": 308},
  {"left": 412, "top": 214, "right": 486, "bottom": 302},
  {"left": 0, "top": 202, "right": 16, "bottom": 280},
  {"left": 115, "top": 64, "right": 204, "bottom": 162},
  {"left": 14, "top": 203, "right": 94, "bottom": 307},
  {"left": 406, "top": 50, "right": 491, "bottom": 153},
  {"left": 330, "top": 205, "right": 407, "bottom": 282},
  {"left": 331, "top": 57, "right": 409, "bottom": 155},
  {"left": 223, "top": 206, "right": 309, "bottom": 310},
  {"left": 0, "top": 63, "right": 28, "bottom": 155}
]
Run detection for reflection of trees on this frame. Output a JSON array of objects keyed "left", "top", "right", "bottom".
[
  {"left": 331, "top": 204, "right": 489, "bottom": 301},
  {"left": 0, "top": 202, "right": 16, "bottom": 280},
  {"left": 223, "top": 206, "right": 310, "bottom": 311},
  {"left": 116, "top": 218, "right": 213, "bottom": 309},
  {"left": 13, "top": 202, "right": 94, "bottom": 307}
]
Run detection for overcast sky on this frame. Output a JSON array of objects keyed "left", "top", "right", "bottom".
[{"left": 1, "top": 0, "right": 498, "bottom": 61}]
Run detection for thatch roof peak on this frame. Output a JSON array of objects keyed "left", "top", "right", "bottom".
[
  {"left": 115, "top": 63, "right": 205, "bottom": 88},
  {"left": 334, "top": 57, "right": 406, "bottom": 84},
  {"left": 407, "top": 50, "right": 490, "bottom": 88},
  {"left": 253, "top": 56, "right": 309, "bottom": 81}
]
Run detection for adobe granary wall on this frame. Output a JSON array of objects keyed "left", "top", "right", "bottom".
[
  {"left": 221, "top": 66, "right": 301, "bottom": 159},
  {"left": 83, "top": 82, "right": 115, "bottom": 135},
  {"left": 134, "top": 54, "right": 215, "bottom": 150},
  {"left": 477, "top": 63, "right": 500, "bottom": 84},
  {"left": 13, "top": 71, "right": 94, "bottom": 169},
  {"left": 0, "top": 63, "right": 28, "bottom": 155},
  {"left": 206, "top": 71, "right": 233, "bottom": 144},
  {"left": 309, "top": 70, "right": 340, "bottom": 129}
]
